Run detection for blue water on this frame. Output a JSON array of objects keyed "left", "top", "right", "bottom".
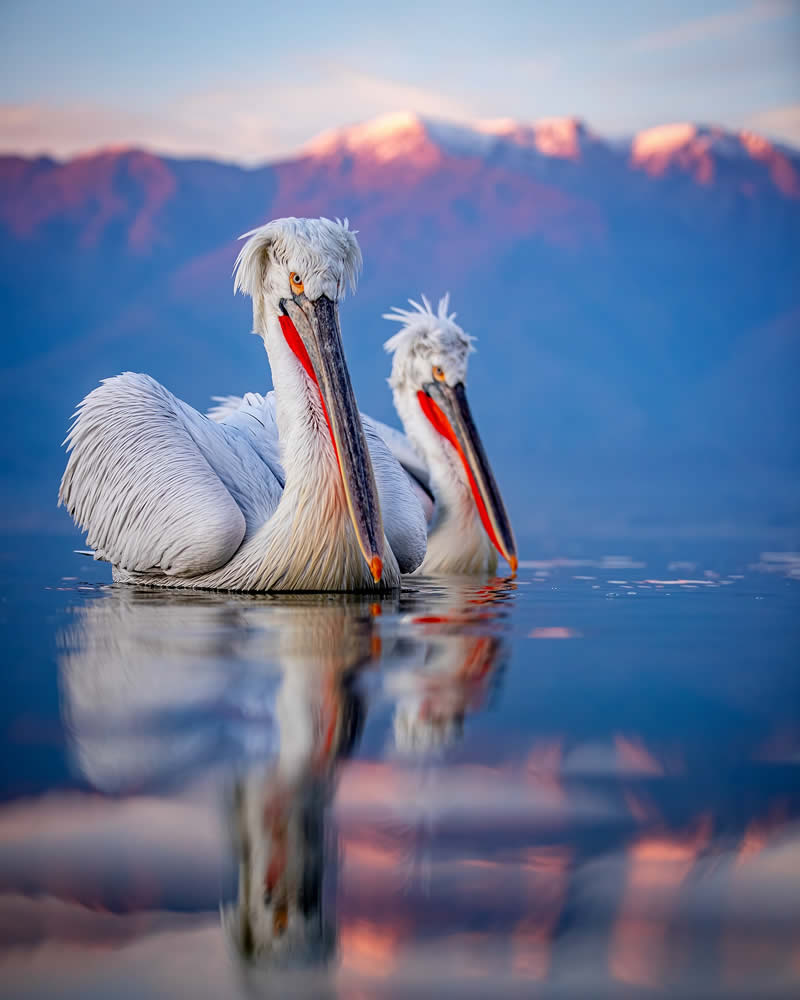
[{"left": 0, "top": 536, "right": 798, "bottom": 998}]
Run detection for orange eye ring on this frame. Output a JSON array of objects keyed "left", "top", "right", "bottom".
[
  {"left": 432, "top": 365, "right": 446, "bottom": 382},
  {"left": 290, "top": 272, "right": 304, "bottom": 295}
]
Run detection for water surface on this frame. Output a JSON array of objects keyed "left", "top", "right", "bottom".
[{"left": 1, "top": 537, "right": 798, "bottom": 998}]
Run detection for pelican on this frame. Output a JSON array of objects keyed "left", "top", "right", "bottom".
[
  {"left": 59, "top": 218, "right": 427, "bottom": 592},
  {"left": 375, "top": 295, "right": 517, "bottom": 576}
]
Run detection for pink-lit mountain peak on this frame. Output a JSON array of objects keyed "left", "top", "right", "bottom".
[
  {"left": 632, "top": 123, "right": 754, "bottom": 169},
  {"left": 301, "top": 111, "right": 798, "bottom": 189},
  {"left": 630, "top": 121, "right": 800, "bottom": 195},
  {"left": 303, "top": 111, "right": 488, "bottom": 165},
  {"left": 303, "top": 111, "right": 603, "bottom": 165},
  {"left": 476, "top": 116, "right": 598, "bottom": 160}
]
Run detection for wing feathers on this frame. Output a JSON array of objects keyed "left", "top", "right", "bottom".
[
  {"left": 60, "top": 373, "right": 247, "bottom": 576},
  {"left": 363, "top": 416, "right": 434, "bottom": 524}
]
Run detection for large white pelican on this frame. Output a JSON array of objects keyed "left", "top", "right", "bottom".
[
  {"left": 375, "top": 295, "right": 517, "bottom": 576},
  {"left": 59, "top": 218, "right": 426, "bottom": 592}
]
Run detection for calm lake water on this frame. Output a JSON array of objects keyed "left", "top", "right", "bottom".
[{"left": 1, "top": 536, "right": 798, "bottom": 999}]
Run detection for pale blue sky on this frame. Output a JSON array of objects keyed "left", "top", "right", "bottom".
[{"left": 1, "top": 0, "right": 798, "bottom": 161}]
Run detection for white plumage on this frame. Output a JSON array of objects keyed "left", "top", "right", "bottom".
[
  {"left": 206, "top": 389, "right": 433, "bottom": 550},
  {"left": 59, "top": 218, "right": 427, "bottom": 592},
  {"left": 204, "top": 388, "right": 429, "bottom": 574}
]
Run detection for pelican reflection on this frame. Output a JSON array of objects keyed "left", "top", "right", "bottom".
[
  {"left": 388, "top": 576, "right": 515, "bottom": 753},
  {"left": 222, "top": 604, "right": 374, "bottom": 969},
  {"left": 56, "top": 577, "right": 523, "bottom": 983}
]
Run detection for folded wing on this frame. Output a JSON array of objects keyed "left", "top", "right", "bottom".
[
  {"left": 60, "top": 373, "right": 283, "bottom": 576},
  {"left": 363, "top": 416, "right": 435, "bottom": 525}
]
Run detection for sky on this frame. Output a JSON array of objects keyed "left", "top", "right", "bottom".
[{"left": 1, "top": 0, "right": 799, "bottom": 163}]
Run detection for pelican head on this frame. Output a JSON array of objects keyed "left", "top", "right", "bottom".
[
  {"left": 235, "top": 218, "right": 385, "bottom": 585},
  {"left": 384, "top": 295, "right": 517, "bottom": 574}
]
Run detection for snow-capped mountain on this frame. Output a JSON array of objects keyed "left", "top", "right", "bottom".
[
  {"left": 1, "top": 113, "right": 798, "bottom": 540},
  {"left": 303, "top": 112, "right": 604, "bottom": 164},
  {"left": 630, "top": 122, "right": 800, "bottom": 195},
  {"left": 304, "top": 111, "right": 799, "bottom": 187}
]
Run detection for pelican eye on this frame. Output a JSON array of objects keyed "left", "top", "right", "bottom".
[
  {"left": 432, "top": 365, "right": 446, "bottom": 382},
  {"left": 290, "top": 272, "right": 304, "bottom": 294}
]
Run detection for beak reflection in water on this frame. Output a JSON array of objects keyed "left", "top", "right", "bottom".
[{"left": 281, "top": 293, "right": 384, "bottom": 584}]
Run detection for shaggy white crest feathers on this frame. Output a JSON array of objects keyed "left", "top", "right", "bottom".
[
  {"left": 234, "top": 216, "right": 362, "bottom": 304},
  {"left": 383, "top": 294, "right": 475, "bottom": 390}
]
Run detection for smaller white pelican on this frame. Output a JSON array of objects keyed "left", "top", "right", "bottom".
[{"left": 375, "top": 295, "right": 517, "bottom": 576}]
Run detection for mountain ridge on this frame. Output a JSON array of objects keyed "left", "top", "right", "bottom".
[{"left": 4, "top": 110, "right": 799, "bottom": 173}]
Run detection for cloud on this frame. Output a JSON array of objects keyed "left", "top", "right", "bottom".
[
  {"left": 0, "top": 67, "right": 475, "bottom": 165},
  {"left": 745, "top": 104, "right": 800, "bottom": 148},
  {"left": 0, "top": 102, "right": 209, "bottom": 161},
  {"left": 628, "top": 0, "right": 795, "bottom": 52},
  {"left": 325, "top": 69, "right": 475, "bottom": 124}
]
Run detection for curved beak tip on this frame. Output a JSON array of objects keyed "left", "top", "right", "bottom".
[
  {"left": 509, "top": 555, "right": 518, "bottom": 576},
  {"left": 370, "top": 556, "right": 383, "bottom": 584}
]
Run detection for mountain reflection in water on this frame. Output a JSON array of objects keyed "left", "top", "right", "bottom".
[{"left": 0, "top": 553, "right": 798, "bottom": 999}]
